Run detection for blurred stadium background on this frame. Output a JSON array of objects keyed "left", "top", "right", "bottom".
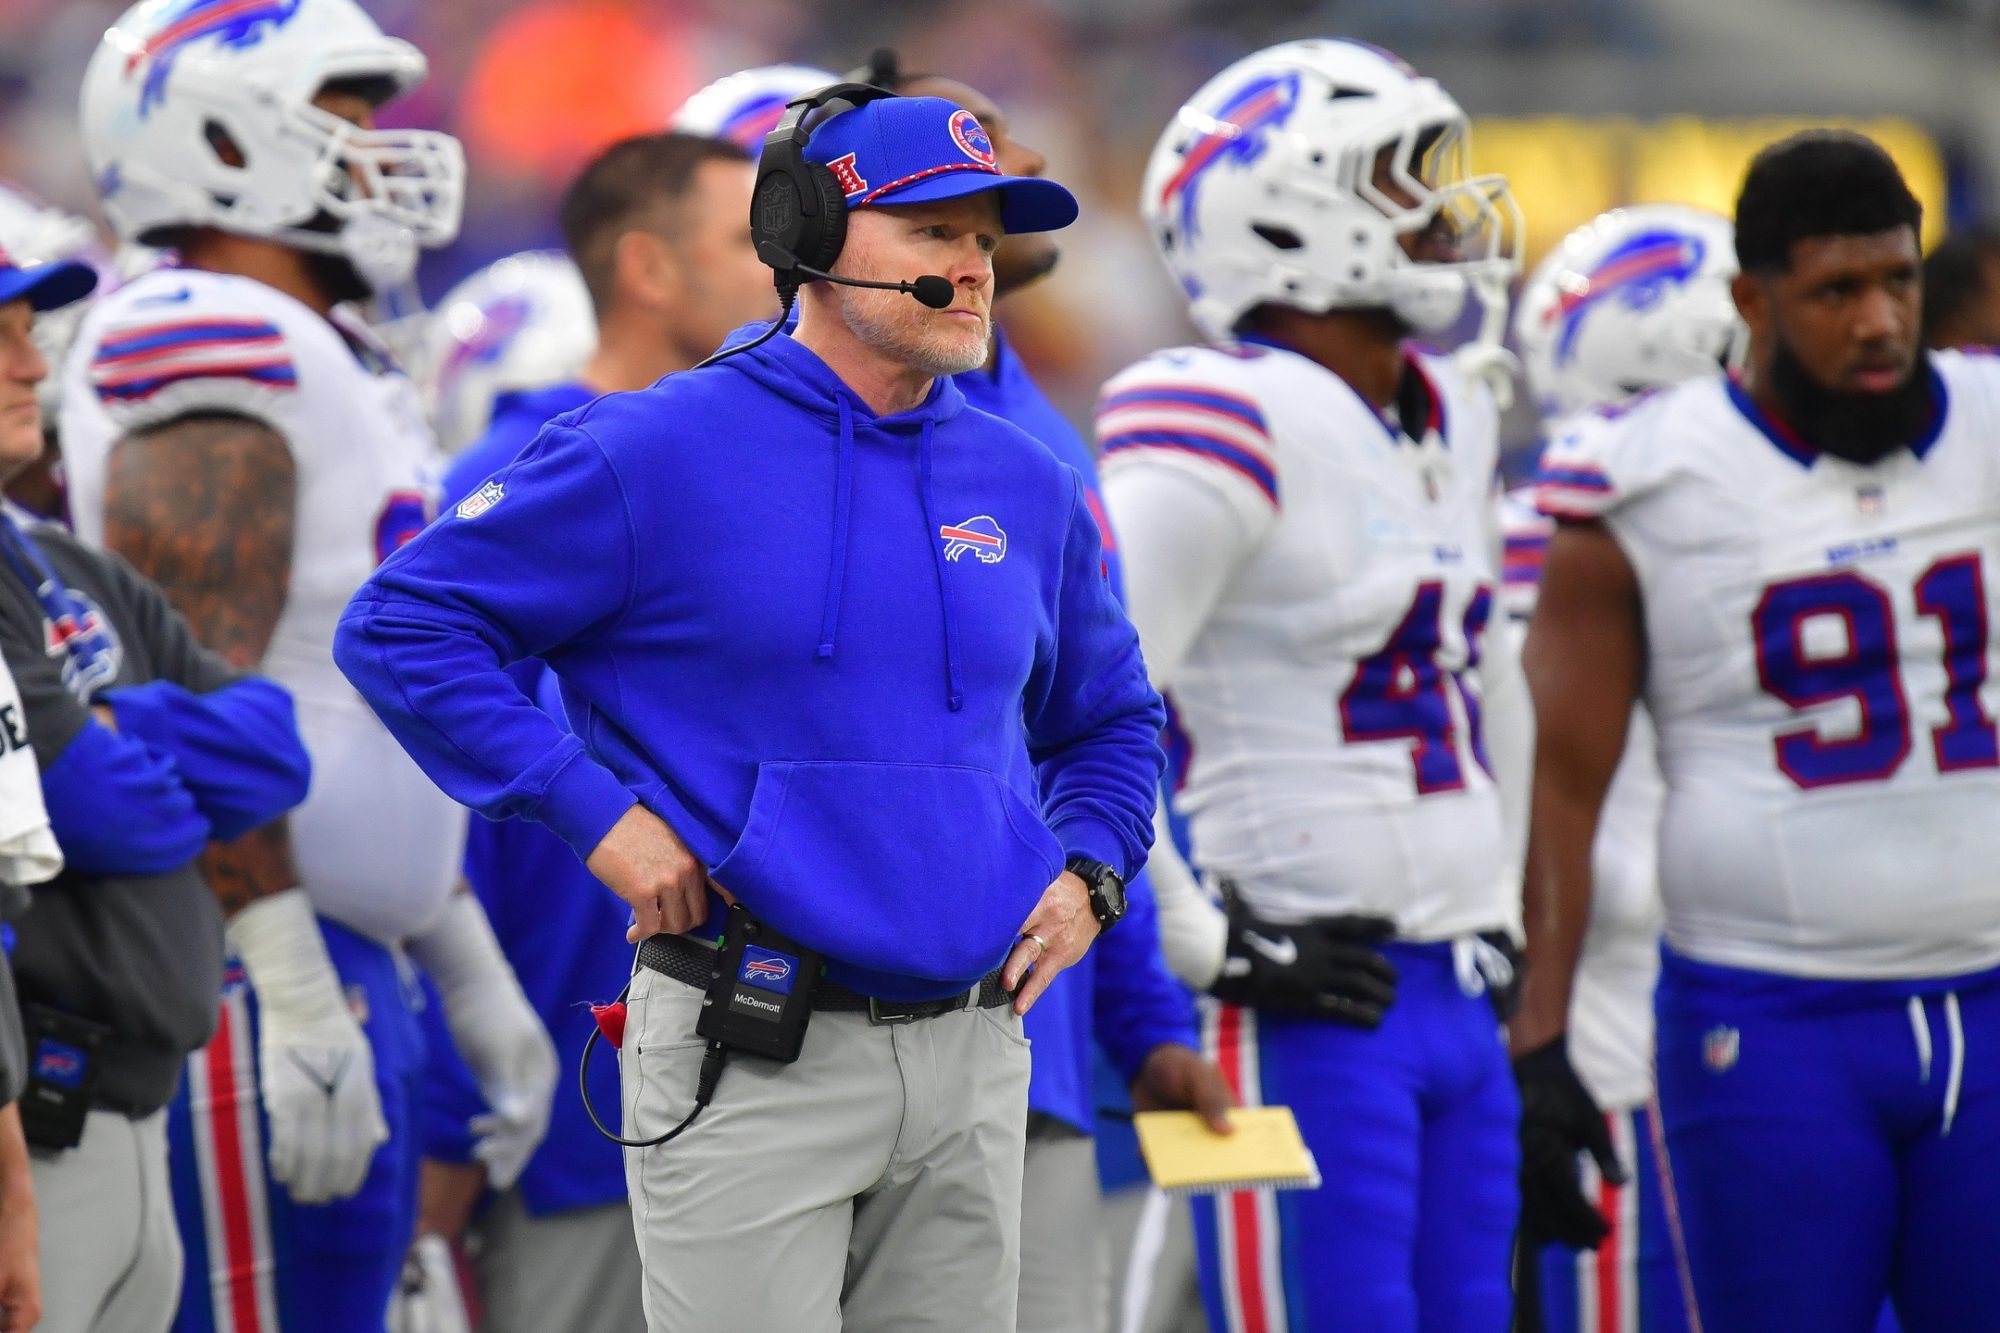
[{"left": 1, "top": 0, "right": 1985, "bottom": 450}]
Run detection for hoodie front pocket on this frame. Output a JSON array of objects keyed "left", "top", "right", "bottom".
[{"left": 708, "top": 761, "right": 1062, "bottom": 983}]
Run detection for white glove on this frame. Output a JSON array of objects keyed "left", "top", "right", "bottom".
[
  {"left": 227, "top": 887, "right": 388, "bottom": 1203},
  {"left": 386, "top": 1233, "right": 472, "bottom": 1333},
  {"left": 407, "top": 893, "right": 558, "bottom": 1190}
]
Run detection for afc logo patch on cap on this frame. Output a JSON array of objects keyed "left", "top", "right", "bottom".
[{"left": 948, "top": 109, "right": 996, "bottom": 168}]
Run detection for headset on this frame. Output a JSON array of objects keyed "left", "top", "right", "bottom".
[{"left": 693, "top": 80, "right": 954, "bottom": 370}]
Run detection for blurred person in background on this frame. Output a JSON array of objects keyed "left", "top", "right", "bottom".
[
  {"left": 403, "top": 127, "right": 771, "bottom": 1333},
  {"left": 420, "top": 250, "right": 595, "bottom": 458},
  {"left": 58, "top": 2, "right": 557, "bottom": 1330},
  {"left": 1920, "top": 225, "right": 2000, "bottom": 350},
  {"left": 1502, "top": 203, "right": 1738, "bottom": 1333},
  {"left": 0, "top": 263, "right": 68, "bottom": 1333},
  {"left": 1103, "top": 39, "right": 1531, "bottom": 1331},
  {"left": 0, "top": 247, "right": 312, "bottom": 1333},
  {"left": 852, "top": 47, "right": 1233, "bottom": 1333},
  {"left": 1521, "top": 130, "right": 2000, "bottom": 1331}
]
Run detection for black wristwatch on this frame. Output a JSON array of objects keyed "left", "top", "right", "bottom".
[{"left": 1066, "top": 855, "right": 1127, "bottom": 932}]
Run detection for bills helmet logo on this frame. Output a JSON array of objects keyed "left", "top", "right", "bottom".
[
  {"left": 948, "top": 110, "right": 997, "bottom": 169},
  {"left": 743, "top": 956, "right": 792, "bottom": 982},
  {"left": 1157, "top": 71, "right": 1301, "bottom": 240},
  {"left": 1553, "top": 230, "right": 1709, "bottom": 362},
  {"left": 126, "top": 0, "right": 305, "bottom": 118},
  {"left": 441, "top": 293, "right": 532, "bottom": 383},
  {"left": 717, "top": 94, "right": 794, "bottom": 153},
  {"left": 940, "top": 516, "right": 1007, "bottom": 564}
]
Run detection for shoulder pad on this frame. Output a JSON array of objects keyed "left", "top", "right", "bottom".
[
  {"left": 1095, "top": 347, "right": 1279, "bottom": 508},
  {"left": 80, "top": 270, "right": 303, "bottom": 434}
]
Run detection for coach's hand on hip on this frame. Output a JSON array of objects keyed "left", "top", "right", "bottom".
[
  {"left": 1004, "top": 870, "right": 1100, "bottom": 1015},
  {"left": 587, "top": 805, "right": 714, "bottom": 940}
]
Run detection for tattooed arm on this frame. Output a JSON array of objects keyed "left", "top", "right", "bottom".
[{"left": 102, "top": 413, "right": 301, "bottom": 915}]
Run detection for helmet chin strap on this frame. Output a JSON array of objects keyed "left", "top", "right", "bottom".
[{"left": 1451, "top": 267, "right": 1520, "bottom": 411}]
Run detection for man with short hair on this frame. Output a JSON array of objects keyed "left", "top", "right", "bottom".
[
  {"left": 1921, "top": 225, "right": 2000, "bottom": 350},
  {"left": 0, "top": 249, "right": 311, "bottom": 1333},
  {"left": 337, "top": 91, "right": 1162, "bottom": 1332},
  {"left": 409, "top": 130, "right": 775, "bottom": 1333},
  {"left": 1520, "top": 129, "right": 2000, "bottom": 1329}
]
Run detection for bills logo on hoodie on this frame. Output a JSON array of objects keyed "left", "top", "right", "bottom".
[{"left": 940, "top": 516, "right": 1007, "bottom": 564}]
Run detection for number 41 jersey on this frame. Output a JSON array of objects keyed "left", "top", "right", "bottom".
[
  {"left": 1537, "top": 354, "right": 2000, "bottom": 980},
  {"left": 1099, "top": 341, "right": 1510, "bottom": 940}
]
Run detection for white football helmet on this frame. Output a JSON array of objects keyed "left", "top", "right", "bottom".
[
  {"left": 1142, "top": 39, "right": 1521, "bottom": 346},
  {"left": 672, "top": 65, "right": 839, "bottom": 152},
  {"left": 1513, "top": 204, "right": 1740, "bottom": 422},
  {"left": 80, "top": 0, "right": 464, "bottom": 293},
  {"left": 422, "top": 251, "right": 596, "bottom": 456},
  {"left": 0, "top": 185, "right": 112, "bottom": 414}
]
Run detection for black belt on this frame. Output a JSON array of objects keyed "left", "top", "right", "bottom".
[{"left": 638, "top": 933, "right": 1012, "bottom": 1024}]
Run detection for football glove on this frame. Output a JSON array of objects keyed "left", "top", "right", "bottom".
[
  {"left": 1208, "top": 901, "right": 1398, "bottom": 1026},
  {"left": 407, "top": 893, "right": 558, "bottom": 1191},
  {"left": 227, "top": 887, "right": 388, "bottom": 1203},
  {"left": 1514, "top": 1034, "right": 1628, "bottom": 1250}
]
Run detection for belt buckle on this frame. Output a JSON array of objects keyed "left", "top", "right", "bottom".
[{"left": 867, "top": 997, "right": 918, "bottom": 1026}]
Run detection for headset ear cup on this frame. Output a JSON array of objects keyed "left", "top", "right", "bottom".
[{"left": 800, "top": 163, "right": 849, "bottom": 274}]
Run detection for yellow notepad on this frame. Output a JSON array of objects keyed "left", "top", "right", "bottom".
[{"left": 1133, "top": 1106, "right": 1322, "bottom": 1195}]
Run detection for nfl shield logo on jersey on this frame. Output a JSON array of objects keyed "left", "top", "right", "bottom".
[
  {"left": 1702, "top": 1024, "right": 1740, "bottom": 1073},
  {"left": 457, "top": 480, "right": 504, "bottom": 520}
]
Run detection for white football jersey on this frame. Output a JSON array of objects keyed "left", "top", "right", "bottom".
[
  {"left": 1537, "top": 354, "right": 2000, "bottom": 980},
  {"left": 1503, "top": 482, "right": 1663, "bottom": 1110},
  {"left": 1100, "top": 341, "right": 1510, "bottom": 939},
  {"left": 59, "top": 267, "right": 465, "bottom": 945}
]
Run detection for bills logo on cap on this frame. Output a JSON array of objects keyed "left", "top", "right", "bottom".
[
  {"left": 940, "top": 515, "right": 1007, "bottom": 564},
  {"left": 949, "top": 110, "right": 997, "bottom": 168},
  {"left": 740, "top": 945, "right": 799, "bottom": 995}
]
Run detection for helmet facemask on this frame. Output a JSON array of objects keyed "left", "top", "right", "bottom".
[
  {"left": 1352, "top": 118, "right": 1521, "bottom": 336},
  {"left": 280, "top": 98, "right": 464, "bottom": 294}
]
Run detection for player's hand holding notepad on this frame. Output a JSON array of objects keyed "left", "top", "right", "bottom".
[{"left": 1134, "top": 1106, "right": 1321, "bottom": 1194}]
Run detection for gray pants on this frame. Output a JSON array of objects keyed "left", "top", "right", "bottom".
[
  {"left": 620, "top": 965, "right": 1031, "bottom": 1332},
  {"left": 1018, "top": 1131, "right": 1109, "bottom": 1333},
  {"left": 34, "top": 1109, "right": 181, "bottom": 1333},
  {"left": 473, "top": 1190, "right": 645, "bottom": 1333}
]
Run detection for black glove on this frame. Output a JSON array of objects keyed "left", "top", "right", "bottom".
[
  {"left": 1207, "top": 901, "right": 1398, "bottom": 1026},
  {"left": 1514, "top": 1034, "right": 1628, "bottom": 1250},
  {"left": 1478, "top": 931, "right": 1525, "bottom": 1023}
]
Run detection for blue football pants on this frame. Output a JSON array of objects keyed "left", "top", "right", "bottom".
[
  {"left": 1655, "top": 950, "right": 2000, "bottom": 1333},
  {"left": 1191, "top": 941, "right": 1520, "bottom": 1332},
  {"left": 167, "top": 917, "right": 425, "bottom": 1333}
]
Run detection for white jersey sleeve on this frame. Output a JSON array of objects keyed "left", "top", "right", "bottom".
[
  {"left": 59, "top": 268, "right": 465, "bottom": 946},
  {"left": 65, "top": 268, "right": 304, "bottom": 440},
  {"left": 1097, "top": 349, "right": 1282, "bottom": 541}
]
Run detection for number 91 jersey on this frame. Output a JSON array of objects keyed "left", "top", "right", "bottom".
[
  {"left": 1536, "top": 353, "right": 2000, "bottom": 980},
  {"left": 1099, "top": 341, "right": 1508, "bottom": 939}
]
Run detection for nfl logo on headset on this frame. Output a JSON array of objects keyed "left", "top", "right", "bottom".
[{"left": 1702, "top": 1024, "right": 1740, "bottom": 1074}]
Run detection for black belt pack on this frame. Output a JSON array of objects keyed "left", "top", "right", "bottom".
[{"left": 20, "top": 1005, "right": 107, "bottom": 1150}]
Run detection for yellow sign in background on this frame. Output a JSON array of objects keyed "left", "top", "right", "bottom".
[{"left": 1472, "top": 117, "right": 1948, "bottom": 266}]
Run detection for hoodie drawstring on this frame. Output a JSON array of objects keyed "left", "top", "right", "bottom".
[
  {"left": 917, "top": 419, "right": 965, "bottom": 711},
  {"left": 1907, "top": 992, "right": 1966, "bottom": 1137},
  {"left": 817, "top": 396, "right": 855, "bottom": 660}
]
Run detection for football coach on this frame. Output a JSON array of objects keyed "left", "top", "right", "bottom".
[{"left": 335, "top": 88, "right": 1164, "bottom": 1331}]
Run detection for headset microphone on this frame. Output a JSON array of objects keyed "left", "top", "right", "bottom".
[{"left": 790, "top": 262, "right": 955, "bottom": 310}]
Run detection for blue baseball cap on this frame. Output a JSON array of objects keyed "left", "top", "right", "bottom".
[
  {"left": 0, "top": 249, "right": 95, "bottom": 314},
  {"left": 803, "top": 96, "right": 1079, "bottom": 234}
]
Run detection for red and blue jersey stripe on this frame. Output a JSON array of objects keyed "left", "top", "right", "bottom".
[
  {"left": 91, "top": 316, "right": 297, "bottom": 404},
  {"left": 1096, "top": 379, "right": 1280, "bottom": 506}
]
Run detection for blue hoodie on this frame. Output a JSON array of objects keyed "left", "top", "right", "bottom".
[{"left": 336, "top": 330, "right": 1165, "bottom": 1001}]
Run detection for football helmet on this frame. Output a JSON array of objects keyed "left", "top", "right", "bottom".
[
  {"left": 80, "top": 0, "right": 464, "bottom": 293},
  {"left": 421, "top": 250, "right": 596, "bottom": 456},
  {"left": 1142, "top": 39, "right": 1521, "bottom": 346},
  {"left": 672, "top": 65, "right": 840, "bottom": 153},
  {"left": 1513, "top": 204, "right": 1740, "bottom": 421}
]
